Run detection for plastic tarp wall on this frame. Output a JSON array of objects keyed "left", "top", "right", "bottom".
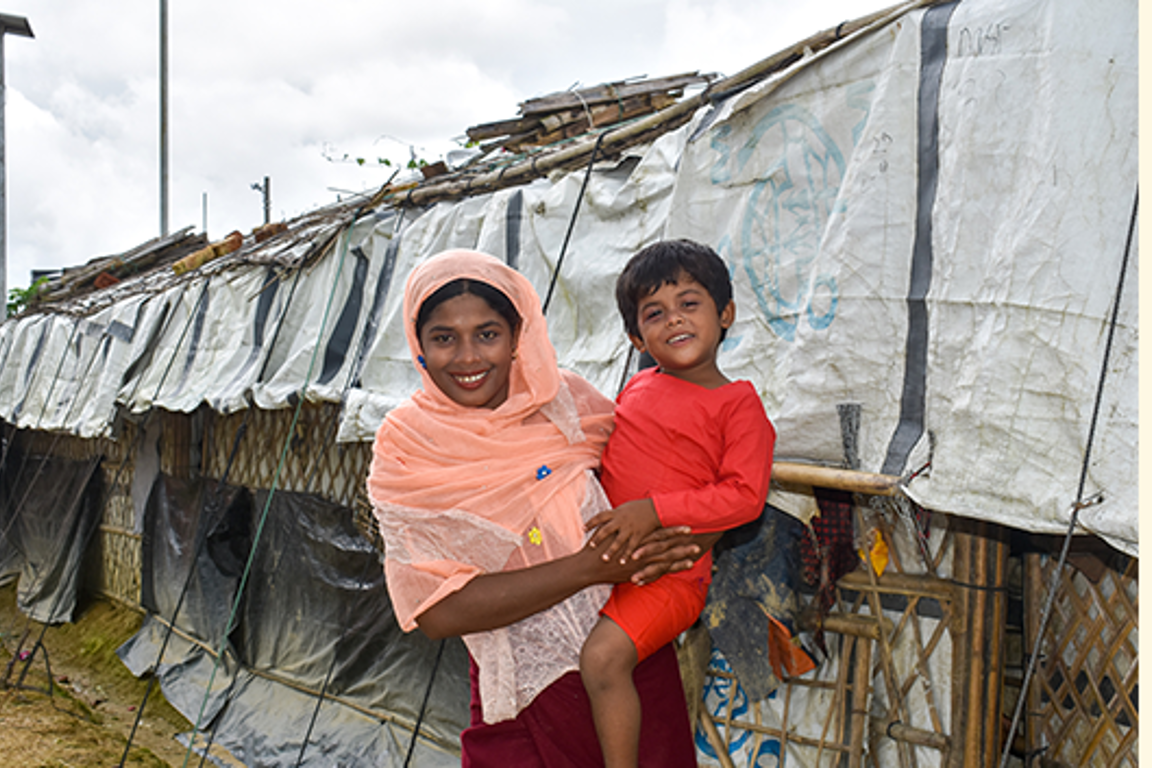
[
  {"left": 117, "top": 475, "right": 468, "bottom": 767},
  {"left": 0, "top": 450, "right": 101, "bottom": 623},
  {"left": 665, "top": 0, "right": 1137, "bottom": 554},
  {"left": 0, "top": 0, "right": 1133, "bottom": 764},
  {"left": 347, "top": 0, "right": 1138, "bottom": 554},
  {"left": 0, "top": 0, "right": 1132, "bottom": 555}
]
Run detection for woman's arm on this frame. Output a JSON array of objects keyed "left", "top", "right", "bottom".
[{"left": 415, "top": 527, "right": 707, "bottom": 638}]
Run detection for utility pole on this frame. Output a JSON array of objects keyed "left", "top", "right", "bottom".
[
  {"left": 251, "top": 176, "right": 270, "bottom": 225},
  {"left": 159, "top": 0, "right": 169, "bottom": 236},
  {"left": 0, "top": 13, "right": 33, "bottom": 321}
]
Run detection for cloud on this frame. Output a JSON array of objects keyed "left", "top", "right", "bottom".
[{"left": 2, "top": 0, "right": 893, "bottom": 290}]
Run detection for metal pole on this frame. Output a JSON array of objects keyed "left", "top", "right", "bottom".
[
  {"left": 159, "top": 0, "right": 169, "bottom": 237},
  {"left": 1, "top": 31, "right": 7, "bottom": 320},
  {"left": 0, "top": 15, "right": 33, "bottom": 321},
  {"left": 263, "top": 175, "right": 270, "bottom": 224}
]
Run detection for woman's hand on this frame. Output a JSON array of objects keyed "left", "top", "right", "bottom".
[{"left": 628, "top": 529, "right": 722, "bottom": 586}]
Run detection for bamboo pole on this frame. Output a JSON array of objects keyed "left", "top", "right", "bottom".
[
  {"left": 799, "top": 610, "right": 894, "bottom": 640},
  {"left": 773, "top": 462, "right": 901, "bottom": 496},
  {"left": 949, "top": 521, "right": 1009, "bottom": 768},
  {"left": 947, "top": 525, "right": 972, "bottom": 768},
  {"left": 814, "top": 632, "right": 854, "bottom": 767},
  {"left": 837, "top": 570, "right": 956, "bottom": 601},
  {"left": 880, "top": 721, "right": 951, "bottom": 752},
  {"left": 847, "top": 638, "right": 872, "bottom": 768},
  {"left": 864, "top": 558, "right": 916, "bottom": 768},
  {"left": 1023, "top": 552, "right": 1045, "bottom": 758},
  {"left": 699, "top": 709, "right": 738, "bottom": 768}
]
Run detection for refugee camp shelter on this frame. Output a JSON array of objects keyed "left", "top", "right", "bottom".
[{"left": 0, "top": 0, "right": 1136, "bottom": 765}]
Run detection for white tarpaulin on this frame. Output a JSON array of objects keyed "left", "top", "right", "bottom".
[
  {"left": 665, "top": 0, "right": 1137, "bottom": 553},
  {"left": 0, "top": 0, "right": 1135, "bottom": 559}
]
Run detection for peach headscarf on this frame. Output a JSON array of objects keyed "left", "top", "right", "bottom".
[{"left": 367, "top": 249, "right": 614, "bottom": 633}]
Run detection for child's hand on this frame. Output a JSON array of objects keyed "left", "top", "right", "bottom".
[{"left": 585, "top": 499, "right": 662, "bottom": 565}]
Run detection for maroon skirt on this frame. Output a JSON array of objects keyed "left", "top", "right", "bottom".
[{"left": 461, "top": 642, "right": 697, "bottom": 767}]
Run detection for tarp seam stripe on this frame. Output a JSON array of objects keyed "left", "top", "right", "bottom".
[
  {"left": 217, "top": 266, "right": 281, "bottom": 403},
  {"left": 881, "top": 0, "right": 959, "bottom": 476},
  {"left": 318, "top": 246, "right": 369, "bottom": 385},
  {"left": 253, "top": 260, "right": 309, "bottom": 385},
  {"left": 172, "top": 282, "right": 212, "bottom": 396},
  {"left": 505, "top": 189, "right": 523, "bottom": 270},
  {"left": 152, "top": 282, "right": 211, "bottom": 409},
  {"left": 118, "top": 298, "right": 173, "bottom": 404},
  {"left": 10, "top": 317, "right": 50, "bottom": 421},
  {"left": 348, "top": 220, "right": 403, "bottom": 390},
  {"left": 31, "top": 316, "right": 82, "bottom": 430}
]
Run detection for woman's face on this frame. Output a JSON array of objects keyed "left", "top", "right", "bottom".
[{"left": 418, "top": 291, "right": 516, "bottom": 409}]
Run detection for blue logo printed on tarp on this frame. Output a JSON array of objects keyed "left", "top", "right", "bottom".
[{"left": 710, "top": 101, "right": 861, "bottom": 342}]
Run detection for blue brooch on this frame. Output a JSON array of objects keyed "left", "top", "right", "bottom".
[{"left": 536, "top": 465, "right": 552, "bottom": 480}]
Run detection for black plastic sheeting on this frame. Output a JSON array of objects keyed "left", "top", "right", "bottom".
[
  {"left": 0, "top": 449, "right": 101, "bottom": 624},
  {"left": 118, "top": 474, "right": 470, "bottom": 767},
  {"left": 704, "top": 504, "right": 812, "bottom": 702}
]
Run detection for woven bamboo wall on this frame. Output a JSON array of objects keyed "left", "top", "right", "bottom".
[
  {"left": 697, "top": 493, "right": 963, "bottom": 768},
  {"left": 200, "top": 402, "right": 373, "bottom": 511},
  {"left": 1022, "top": 547, "right": 1138, "bottom": 766},
  {"left": 13, "top": 422, "right": 142, "bottom": 607},
  {"left": 3, "top": 412, "right": 1138, "bottom": 768}
]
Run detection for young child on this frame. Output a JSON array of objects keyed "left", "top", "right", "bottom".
[{"left": 580, "top": 239, "right": 776, "bottom": 768}]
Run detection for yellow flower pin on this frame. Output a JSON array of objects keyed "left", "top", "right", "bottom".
[{"left": 527, "top": 526, "right": 543, "bottom": 546}]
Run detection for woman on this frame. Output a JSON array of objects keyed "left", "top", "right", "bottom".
[{"left": 367, "top": 249, "right": 702, "bottom": 766}]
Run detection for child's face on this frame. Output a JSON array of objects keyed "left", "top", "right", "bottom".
[
  {"left": 418, "top": 292, "right": 517, "bottom": 409},
  {"left": 630, "top": 274, "right": 734, "bottom": 387}
]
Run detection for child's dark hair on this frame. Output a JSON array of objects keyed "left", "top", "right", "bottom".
[
  {"left": 416, "top": 278, "right": 521, "bottom": 338},
  {"left": 615, "top": 239, "right": 733, "bottom": 339}
]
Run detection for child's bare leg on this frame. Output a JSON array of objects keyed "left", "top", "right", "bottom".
[{"left": 580, "top": 617, "right": 641, "bottom": 768}]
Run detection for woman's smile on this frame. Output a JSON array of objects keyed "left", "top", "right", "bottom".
[{"left": 452, "top": 369, "right": 491, "bottom": 388}]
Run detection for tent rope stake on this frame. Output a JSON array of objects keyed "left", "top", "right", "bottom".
[{"left": 997, "top": 187, "right": 1137, "bottom": 768}]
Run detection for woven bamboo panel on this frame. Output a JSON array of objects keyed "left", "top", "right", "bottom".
[
  {"left": 203, "top": 404, "right": 373, "bottom": 510},
  {"left": 1024, "top": 549, "right": 1138, "bottom": 767},
  {"left": 96, "top": 421, "right": 140, "bottom": 607},
  {"left": 858, "top": 497, "right": 956, "bottom": 768},
  {"left": 6, "top": 421, "right": 142, "bottom": 607},
  {"left": 94, "top": 527, "right": 143, "bottom": 606},
  {"left": 699, "top": 494, "right": 958, "bottom": 768}
]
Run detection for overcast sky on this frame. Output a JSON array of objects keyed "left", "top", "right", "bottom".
[{"left": 4, "top": 0, "right": 894, "bottom": 291}]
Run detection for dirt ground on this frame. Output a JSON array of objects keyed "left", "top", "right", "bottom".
[{"left": 0, "top": 582, "right": 197, "bottom": 767}]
